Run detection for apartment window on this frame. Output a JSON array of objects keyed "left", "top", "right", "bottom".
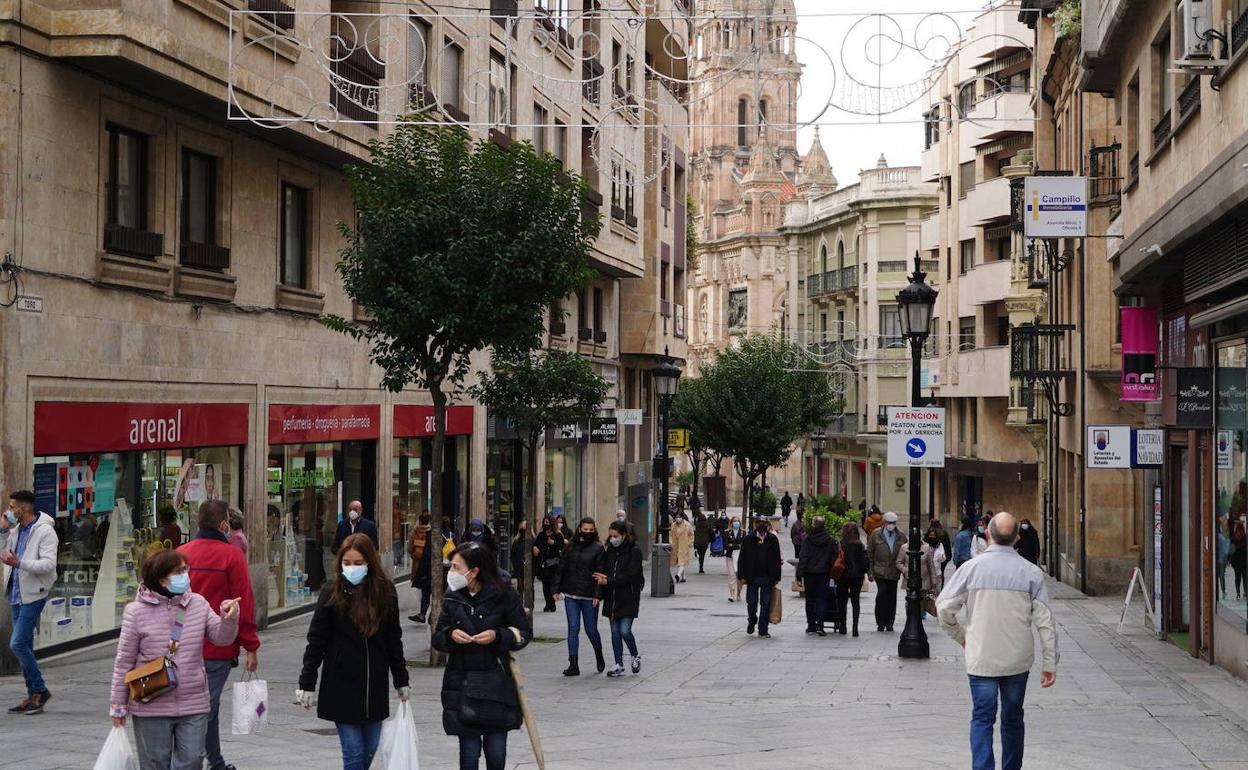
[
  {"left": 819, "top": 244, "right": 828, "bottom": 273},
  {"left": 280, "top": 183, "right": 309, "bottom": 288},
  {"left": 990, "top": 235, "right": 1010, "bottom": 262},
  {"left": 612, "top": 41, "right": 624, "bottom": 94},
  {"left": 820, "top": 312, "right": 828, "bottom": 342},
  {"left": 107, "top": 125, "right": 147, "bottom": 230},
  {"left": 959, "top": 316, "right": 976, "bottom": 350},
  {"left": 956, "top": 81, "right": 975, "bottom": 117},
  {"left": 408, "top": 16, "right": 430, "bottom": 87},
  {"left": 624, "top": 167, "right": 635, "bottom": 219},
  {"left": 441, "top": 42, "right": 463, "bottom": 110},
  {"left": 959, "top": 161, "right": 976, "bottom": 196},
  {"left": 624, "top": 53, "right": 635, "bottom": 96},
  {"left": 944, "top": 175, "right": 952, "bottom": 207},
  {"left": 959, "top": 239, "right": 975, "bottom": 274},
  {"left": 661, "top": 262, "right": 670, "bottom": 301},
  {"left": 836, "top": 310, "right": 844, "bottom": 341},
  {"left": 759, "top": 99, "right": 768, "bottom": 130},
  {"left": 1152, "top": 32, "right": 1172, "bottom": 148},
  {"left": 181, "top": 150, "right": 216, "bottom": 245},
  {"left": 877, "top": 405, "right": 893, "bottom": 427},
  {"left": 610, "top": 158, "right": 622, "bottom": 214},
  {"left": 553, "top": 120, "right": 567, "bottom": 166},
  {"left": 592, "top": 287, "right": 605, "bottom": 342},
  {"left": 995, "top": 315, "right": 1010, "bottom": 347},
  {"left": 879, "top": 306, "right": 903, "bottom": 348},
  {"left": 532, "top": 103, "right": 548, "bottom": 155},
  {"left": 536, "top": 0, "right": 569, "bottom": 29},
  {"left": 577, "top": 291, "right": 589, "bottom": 334},
  {"left": 488, "top": 52, "right": 508, "bottom": 130},
  {"left": 946, "top": 320, "right": 953, "bottom": 354},
  {"left": 737, "top": 98, "right": 749, "bottom": 148}
]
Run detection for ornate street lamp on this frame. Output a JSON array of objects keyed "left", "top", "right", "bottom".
[
  {"left": 896, "top": 252, "right": 938, "bottom": 660},
  {"left": 652, "top": 348, "right": 682, "bottom": 544}
]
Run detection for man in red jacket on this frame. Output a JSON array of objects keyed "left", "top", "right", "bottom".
[{"left": 178, "top": 499, "right": 260, "bottom": 770}]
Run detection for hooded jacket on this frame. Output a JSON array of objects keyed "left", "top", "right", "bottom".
[
  {"left": 0, "top": 512, "right": 58, "bottom": 605},
  {"left": 797, "top": 527, "right": 835, "bottom": 576},
  {"left": 110, "top": 587, "right": 239, "bottom": 717},
  {"left": 937, "top": 544, "right": 1059, "bottom": 677}
]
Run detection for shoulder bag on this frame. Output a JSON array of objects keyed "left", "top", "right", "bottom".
[
  {"left": 460, "top": 658, "right": 519, "bottom": 730},
  {"left": 830, "top": 546, "right": 846, "bottom": 581},
  {"left": 124, "top": 607, "right": 187, "bottom": 704}
]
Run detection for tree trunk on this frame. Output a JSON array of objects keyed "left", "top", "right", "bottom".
[
  {"left": 522, "top": 431, "right": 541, "bottom": 613},
  {"left": 427, "top": 387, "right": 448, "bottom": 666}
]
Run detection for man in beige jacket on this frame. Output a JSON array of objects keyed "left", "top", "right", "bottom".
[{"left": 937, "top": 512, "right": 1058, "bottom": 770}]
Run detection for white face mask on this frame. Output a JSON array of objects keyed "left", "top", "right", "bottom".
[
  {"left": 348, "top": 509, "right": 360, "bottom": 521},
  {"left": 1021, "top": 523, "right": 1031, "bottom": 531},
  {"left": 447, "top": 570, "right": 470, "bottom": 592},
  {"left": 608, "top": 535, "right": 624, "bottom": 547}
]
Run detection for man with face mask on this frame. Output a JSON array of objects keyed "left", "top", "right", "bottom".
[
  {"left": 735, "top": 519, "right": 782, "bottom": 637},
  {"left": 331, "top": 500, "right": 379, "bottom": 553},
  {"left": 0, "top": 490, "right": 58, "bottom": 714},
  {"left": 866, "top": 511, "right": 907, "bottom": 632},
  {"left": 178, "top": 499, "right": 259, "bottom": 770}
]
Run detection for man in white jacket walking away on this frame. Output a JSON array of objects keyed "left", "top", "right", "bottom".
[{"left": 937, "top": 511, "right": 1058, "bottom": 770}]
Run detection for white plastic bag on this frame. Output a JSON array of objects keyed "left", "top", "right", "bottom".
[
  {"left": 231, "top": 674, "right": 269, "bottom": 735},
  {"left": 370, "top": 701, "right": 420, "bottom": 770},
  {"left": 93, "top": 726, "right": 138, "bottom": 770}
]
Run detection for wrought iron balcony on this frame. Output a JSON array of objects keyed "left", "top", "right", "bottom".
[
  {"left": 180, "top": 242, "right": 231, "bottom": 272},
  {"left": 1088, "top": 142, "right": 1121, "bottom": 204},
  {"left": 824, "top": 414, "right": 859, "bottom": 437},
  {"left": 104, "top": 224, "right": 163, "bottom": 260},
  {"left": 1178, "top": 78, "right": 1201, "bottom": 121},
  {"left": 1128, "top": 152, "right": 1139, "bottom": 187},
  {"left": 1010, "top": 323, "right": 1075, "bottom": 416},
  {"left": 248, "top": 0, "right": 294, "bottom": 31},
  {"left": 1152, "top": 109, "right": 1172, "bottom": 150},
  {"left": 806, "top": 266, "right": 858, "bottom": 298},
  {"left": 1235, "top": 6, "right": 1248, "bottom": 54}
]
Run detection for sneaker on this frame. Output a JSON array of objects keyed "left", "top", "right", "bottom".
[
  {"left": 606, "top": 665, "right": 626, "bottom": 678},
  {"left": 758, "top": 631, "right": 772, "bottom": 638},
  {"left": 7, "top": 697, "right": 30, "bottom": 714},
  {"left": 23, "top": 691, "right": 49, "bottom": 715},
  {"left": 408, "top": 614, "right": 426, "bottom": 623},
  {"left": 747, "top": 620, "right": 756, "bottom": 635},
  {"left": 631, "top": 655, "right": 641, "bottom": 674}
]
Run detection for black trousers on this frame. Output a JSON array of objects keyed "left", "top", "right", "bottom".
[
  {"left": 539, "top": 576, "right": 557, "bottom": 609},
  {"left": 874, "top": 577, "right": 899, "bottom": 629},
  {"left": 695, "top": 545, "right": 708, "bottom": 571},
  {"left": 803, "top": 573, "right": 828, "bottom": 631},
  {"left": 833, "top": 579, "right": 861, "bottom": 631}
]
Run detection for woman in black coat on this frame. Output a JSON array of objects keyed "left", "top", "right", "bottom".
[
  {"left": 532, "top": 515, "right": 565, "bottom": 613},
  {"left": 595, "top": 520, "right": 644, "bottom": 677},
  {"left": 1015, "top": 518, "right": 1041, "bottom": 564},
  {"left": 832, "top": 521, "right": 870, "bottom": 637},
  {"left": 432, "top": 542, "right": 532, "bottom": 770},
  {"left": 552, "top": 517, "right": 607, "bottom": 676},
  {"left": 297, "top": 534, "right": 409, "bottom": 770}
]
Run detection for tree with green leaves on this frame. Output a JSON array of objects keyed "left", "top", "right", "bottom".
[
  {"left": 681, "top": 334, "right": 841, "bottom": 524},
  {"left": 470, "top": 348, "right": 608, "bottom": 610},
  {"left": 323, "top": 123, "right": 599, "bottom": 639}
]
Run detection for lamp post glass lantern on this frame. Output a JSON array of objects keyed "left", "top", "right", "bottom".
[
  {"left": 896, "top": 253, "right": 938, "bottom": 660},
  {"left": 653, "top": 349, "right": 682, "bottom": 543}
]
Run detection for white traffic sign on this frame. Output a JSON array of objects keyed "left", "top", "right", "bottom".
[
  {"left": 1024, "top": 176, "right": 1088, "bottom": 237},
  {"left": 886, "top": 407, "right": 945, "bottom": 468}
]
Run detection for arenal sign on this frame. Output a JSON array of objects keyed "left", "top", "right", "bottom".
[{"left": 1024, "top": 176, "right": 1088, "bottom": 237}]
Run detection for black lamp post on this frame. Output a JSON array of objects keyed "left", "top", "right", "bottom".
[
  {"left": 810, "top": 428, "right": 826, "bottom": 495},
  {"left": 896, "top": 252, "right": 938, "bottom": 660},
  {"left": 652, "top": 348, "right": 682, "bottom": 544}
]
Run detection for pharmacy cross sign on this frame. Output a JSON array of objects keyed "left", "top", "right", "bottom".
[{"left": 886, "top": 407, "right": 945, "bottom": 469}]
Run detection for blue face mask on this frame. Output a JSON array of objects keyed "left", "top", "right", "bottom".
[
  {"left": 342, "top": 564, "right": 368, "bottom": 585},
  {"left": 167, "top": 573, "right": 190, "bottom": 595},
  {"left": 4, "top": 510, "right": 17, "bottom": 526}
]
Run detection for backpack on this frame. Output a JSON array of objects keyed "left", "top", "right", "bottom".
[{"left": 709, "top": 532, "right": 725, "bottom": 557}]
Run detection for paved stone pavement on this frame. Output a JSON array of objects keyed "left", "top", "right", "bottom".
[{"left": 6, "top": 532, "right": 1248, "bottom": 769}]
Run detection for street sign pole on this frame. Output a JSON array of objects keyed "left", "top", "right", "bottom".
[{"left": 898, "top": 341, "right": 930, "bottom": 660}]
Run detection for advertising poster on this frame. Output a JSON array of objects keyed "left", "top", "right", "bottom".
[{"left": 1120, "top": 307, "right": 1160, "bottom": 402}]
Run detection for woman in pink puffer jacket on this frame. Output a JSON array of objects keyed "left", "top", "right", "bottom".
[{"left": 109, "top": 548, "right": 239, "bottom": 770}]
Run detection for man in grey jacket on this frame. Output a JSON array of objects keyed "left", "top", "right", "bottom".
[
  {"left": 1, "top": 490, "right": 59, "bottom": 715},
  {"left": 937, "top": 512, "right": 1057, "bottom": 770}
]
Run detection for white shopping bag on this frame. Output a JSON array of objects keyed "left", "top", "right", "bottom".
[
  {"left": 370, "top": 701, "right": 420, "bottom": 770},
  {"left": 231, "top": 674, "right": 269, "bottom": 735},
  {"left": 93, "top": 726, "right": 138, "bottom": 770}
]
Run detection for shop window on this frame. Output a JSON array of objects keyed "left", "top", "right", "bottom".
[
  {"left": 280, "top": 183, "right": 309, "bottom": 289},
  {"left": 1215, "top": 342, "right": 1248, "bottom": 629}
]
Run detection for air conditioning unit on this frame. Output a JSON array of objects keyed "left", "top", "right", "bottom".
[{"left": 1173, "top": 0, "right": 1227, "bottom": 71}]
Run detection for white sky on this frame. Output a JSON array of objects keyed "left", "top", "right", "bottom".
[{"left": 790, "top": 0, "right": 986, "bottom": 184}]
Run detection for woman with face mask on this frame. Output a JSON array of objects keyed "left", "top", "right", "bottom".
[
  {"left": 723, "top": 516, "right": 746, "bottom": 602},
  {"left": 971, "top": 513, "right": 991, "bottom": 559},
  {"left": 532, "top": 515, "right": 566, "bottom": 612},
  {"left": 109, "top": 549, "right": 240, "bottom": 769},
  {"left": 433, "top": 542, "right": 532, "bottom": 770},
  {"left": 462, "top": 518, "right": 498, "bottom": 555},
  {"left": 594, "top": 521, "right": 644, "bottom": 676},
  {"left": 552, "top": 517, "right": 607, "bottom": 676},
  {"left": 669, "top": 511, "right": 695, "bottom": 583},
  {"left": 297, "top": 534, "right": 409, "bottom": 770},
  {"left": 1015, "top": 517, "right": 1041, "bottom": 564}
]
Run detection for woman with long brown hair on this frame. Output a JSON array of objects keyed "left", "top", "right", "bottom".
[
  {"left": 297, "top": 533, "right": 409, "bottom": 770},
  {"left": 832, "top": 521, "right": 869, "bottom": 636}
]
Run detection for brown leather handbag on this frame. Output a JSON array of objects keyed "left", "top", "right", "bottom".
[{"left": 124, "top": 608, "right": 186, "bottom": 704}]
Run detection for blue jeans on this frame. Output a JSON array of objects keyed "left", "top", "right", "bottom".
[
  {"left": 203, "top": 658, "right": 233, "bottom": 769},
  {"left": 563, "top": 596, "right": 601, "bottom": 657},
  {"left": 10, "top": 599, "right": 46, "bottom": 695},
  {"left": 609, "top": 616, "right": 638, "bottom": 665},
  {"left": 335, "top": 720, "right": 384, "bottom": 770},
  {"left": 969, "top": 671, "right": 1029, "bottom": 770},
  {"left": 458, "top": 731, "right": 507, "bottom": 770}
]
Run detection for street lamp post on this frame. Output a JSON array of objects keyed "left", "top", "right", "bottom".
[
  {"left": 652, "top": 348, "right": 682, "bottom": 544},
  {"left": 810, "top": 428, "right": 826, "bottom": 496},
  {"left": 896, "top": 252, "right": 938, "bottom": 661}
]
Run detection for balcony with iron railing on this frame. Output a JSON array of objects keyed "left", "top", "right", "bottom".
[
  {"left": 808, "top": 339, "right": 858, "bottom": 361},
  {"left": 1089, "top": 142, "right": 1121, "bottom": 205},
  {"left": 1152, "top": 109, "right": 1172, "bottom": 151},
  {"left": 1235, "top": 5, "right": 1248, "bottom": 54},
  {"left": 1177, "top": 78, "right": 1201, "bottom": 123},
  {"left": 806, "top": 266, "right": 859, "bottom": 298},
  {"left": 825, "top": 414, "right": 859, "bottom": 437}
]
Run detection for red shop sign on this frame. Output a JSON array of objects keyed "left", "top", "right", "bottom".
[
  {"left": 394, "top": 405, "right": 474, "bottom": 437},
  {"left": 34, "top": 402, "right": 250, "bottom": 455},
  {"left": 268, "top": 404, "right": 380, "bottom": 444}
]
